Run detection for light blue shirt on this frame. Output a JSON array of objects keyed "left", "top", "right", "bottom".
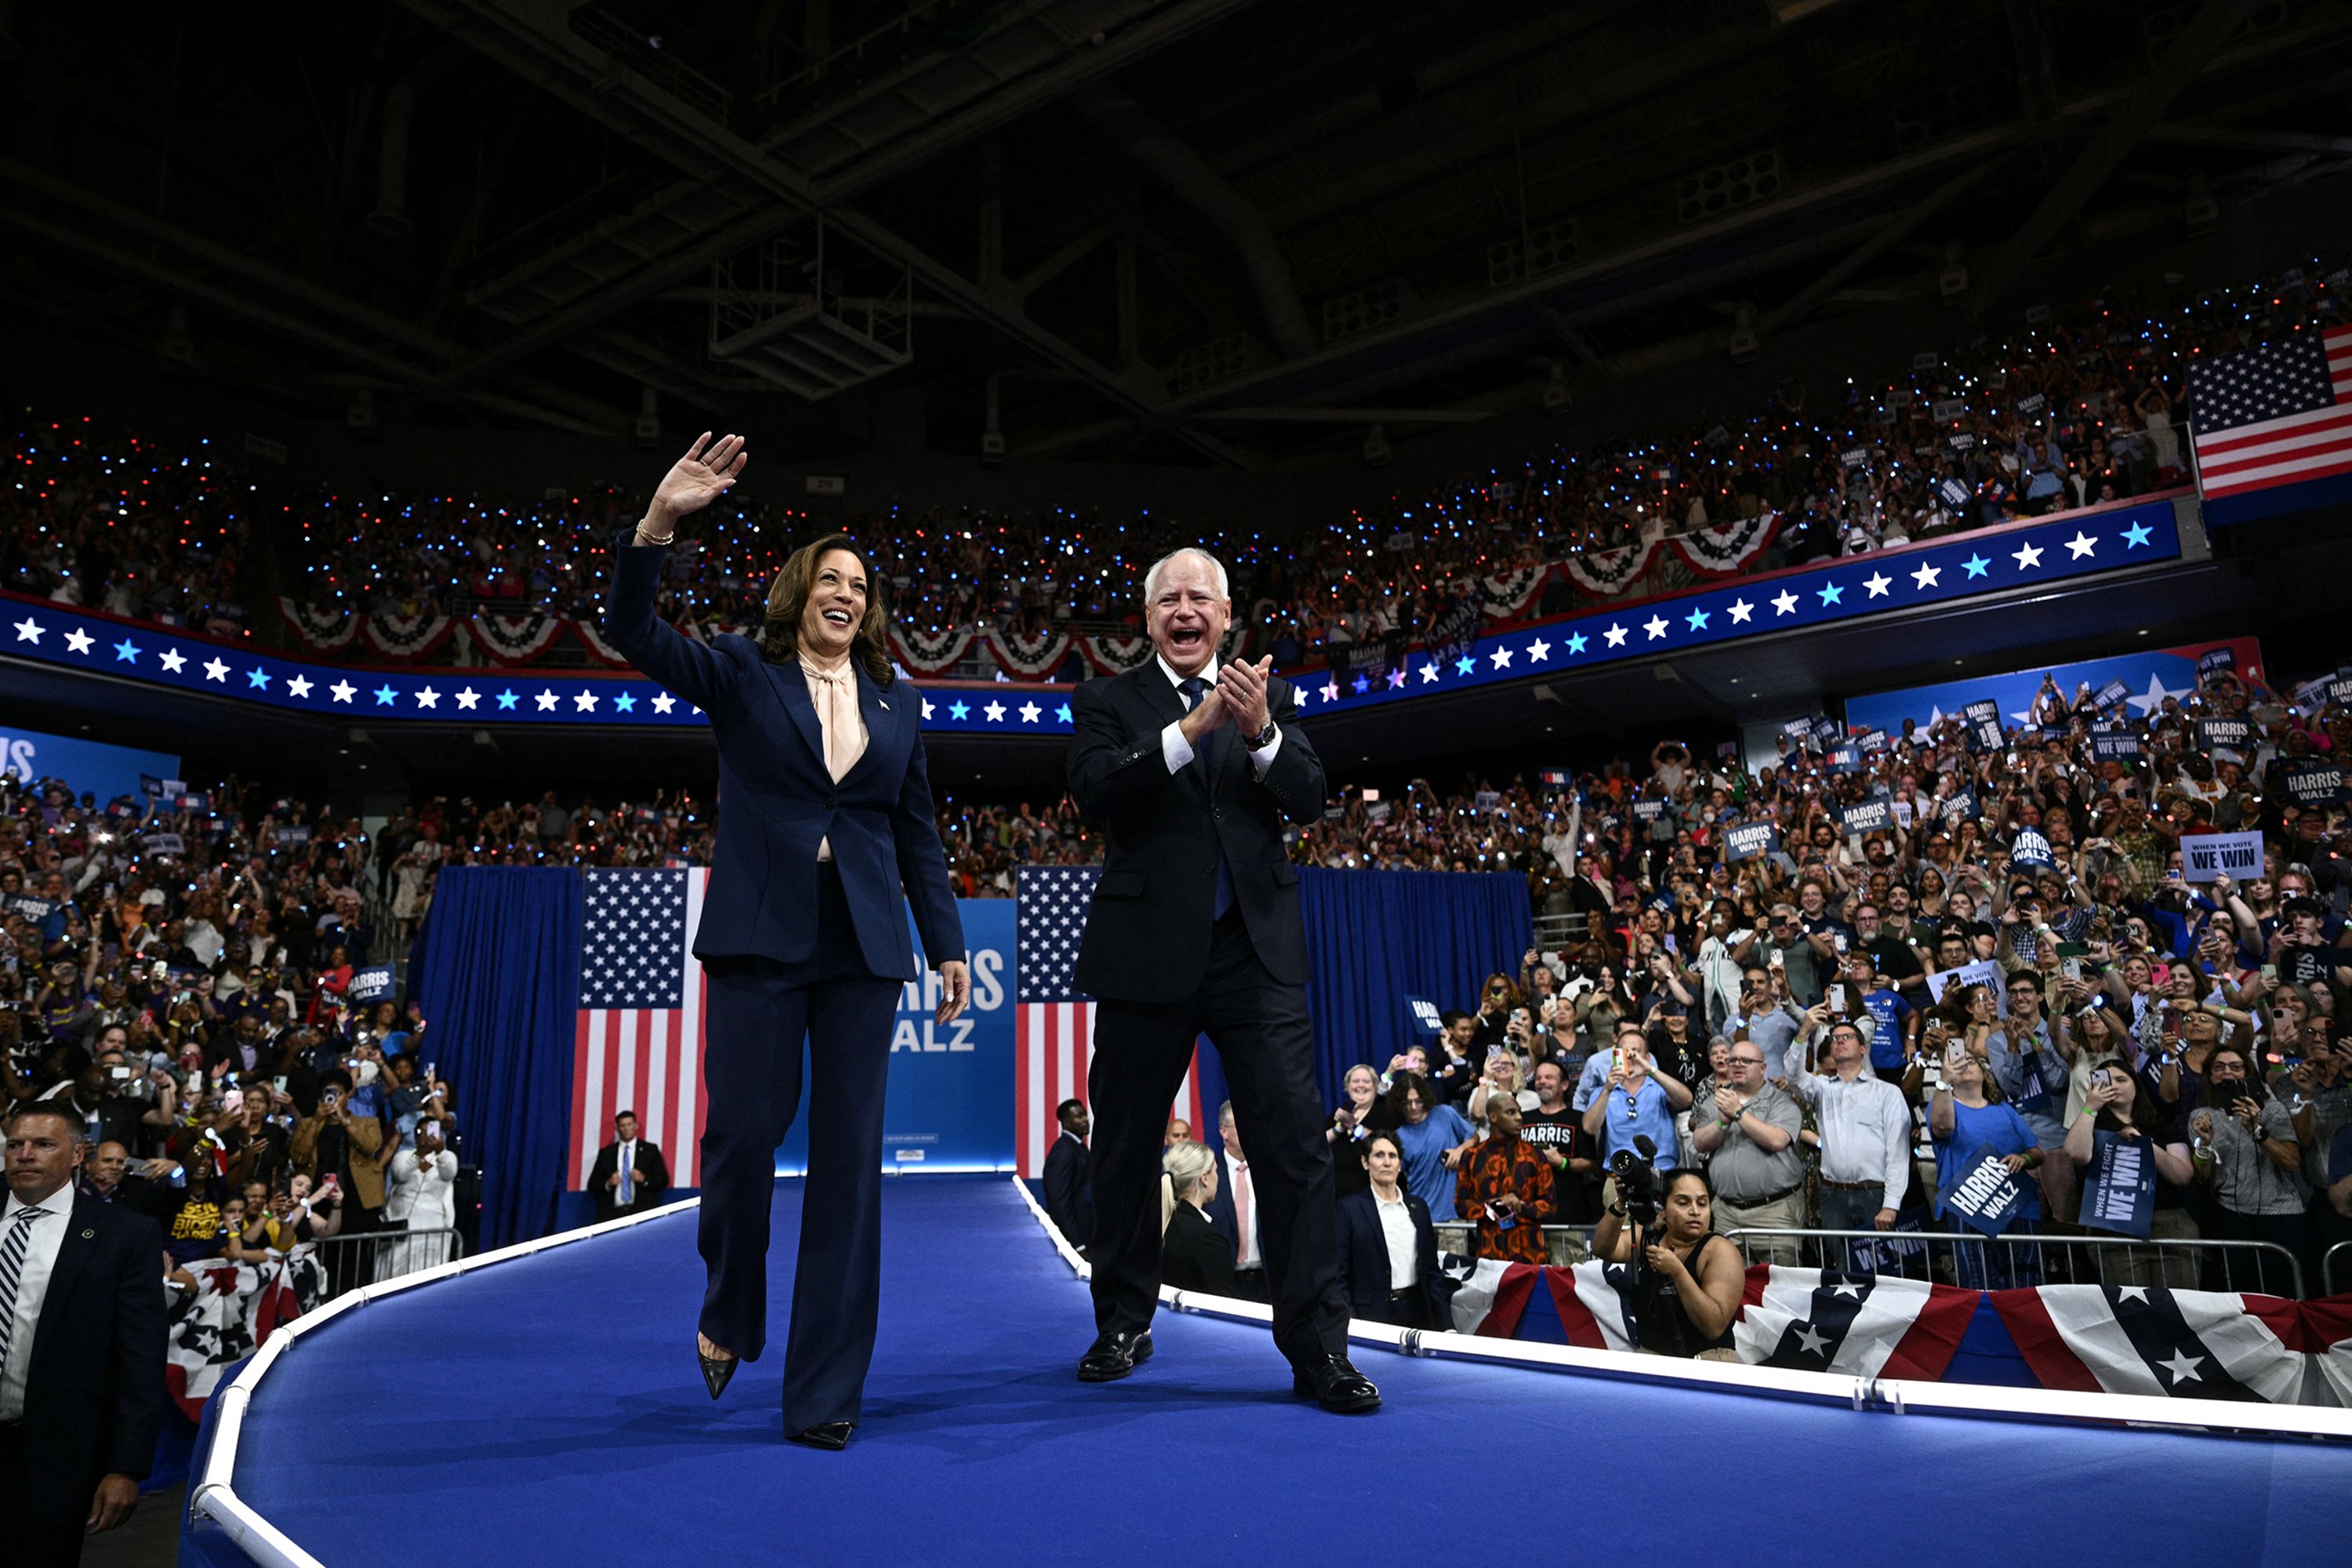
[
  {"left": 1595, "top": 1079, "right": 1681, "bottom": 1171},
  {"left": 1396, "top": 1105, "right": 1475, "bottom": 1217}
]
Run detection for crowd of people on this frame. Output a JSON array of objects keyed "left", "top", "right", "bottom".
[
  {"left": 8, "top": 260, "right": 2346, "bottom": 677},
  {"left": 0, "top": 771, "right": 463, "bottom": 1321},
  {"left": 1283, "top": 658, "right": 2352, "bottom": 1339}
]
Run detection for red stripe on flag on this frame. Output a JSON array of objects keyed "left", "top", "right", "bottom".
[
  {"left": 1545, "top": 1266, "right": 1613, "bottom": 1349},
  {"left": 1878, "top": 1280, "right": 1980, "bottom": 1382},
  {"left": 2200, "top": 448, "right": 2352, "bottom": 498},
  {"left": 1014, "top": 1007, "right": 1037, "bottom": 1178},
  {"left": 2195, "top": 403, "right": 2352, "bottom": 459},
  {"left": 568, "top": 1012, "right": 592, "bottom": 1189}
]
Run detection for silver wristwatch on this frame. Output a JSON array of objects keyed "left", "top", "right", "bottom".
[{"left": 1243, "top": 720, "right": 1278, "bottom": 751}]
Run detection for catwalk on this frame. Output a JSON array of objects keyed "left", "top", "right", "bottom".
[{"left": 185, "top": 1177, "right": 2343, "bottom": 1568}]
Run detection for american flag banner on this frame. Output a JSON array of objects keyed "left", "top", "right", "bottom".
[
  {"left": 1015, "top": 866, "right": 1206, "bottom": 1178},
  {"left": 2190, "top": 323, "right": 2352, "bottom": 524},
  {"left": 572, "top": 867, "right": 710, "bottom": 1189}
]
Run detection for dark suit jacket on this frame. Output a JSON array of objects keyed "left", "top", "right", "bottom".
[
  {"left": 1334, "top": 1187, "right": 1456, "bottom": 1329},
  {"left": 588, "top": 1138, "right": 670, "bottom": 1221},
  {"left": 1160, "top": 1201, "right": 1237, "bottom": 1296},
  {"left": 603, "top": 539, "right": 964, "bottom": 979},
  {"left": 1041, "top": 1132, "right": 1094, "bottom": 1245},
  {"left": 1066, "top": 659, "right": 1325, "bottom": 1004},
  {"left": 17, "top": 1194, "right": 166, "bottom": 1523}
]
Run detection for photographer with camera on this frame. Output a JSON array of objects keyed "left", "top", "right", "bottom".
[
  {"left": 1592, "top": 1160, "right": 1743, "bottom": 1359},
  {"left": 1579, "top": 1023, "right": 1690, "bottom": 1189}
]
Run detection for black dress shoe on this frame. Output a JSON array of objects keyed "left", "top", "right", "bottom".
[
  {"left": 1290, "top": 1353, "right": 1381, "bottom": 1414},
  {"left": 786, "top": 1421, "right": 855, "bottom": 1451},
  {"left": 1076, "top": 1329, "right": 1154, "bottom": 1382},
  {"left": 698, "top": 1345, "right": 739, "bottom": 1401}
]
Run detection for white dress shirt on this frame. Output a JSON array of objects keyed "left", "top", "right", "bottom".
[
  {"left": 614, "top": 1137, "right": 639, "bottom": 1204},
  {"left": 1227, "top": 1155, "right": 1261, "bottom": 1270},
  {"left": 1155, "top": 655, "right": 1283, "bottom": 778},
  {"left": 0, "top": 1181, "right": 75, "bottom": 1421},
  {"left": 1372, "top": 1187, "right": 1419, "bottom": 1291},
  {"left": 1789, "top": 1066, "right": 1913, "bottom": 1210}
]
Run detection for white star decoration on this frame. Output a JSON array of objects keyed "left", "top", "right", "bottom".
[
  {"left": 456, "top": 688, "right": 480, "bottom": 710},
  {"left": 2013, "top": 543, "right": 2043, "bottom": 569},
  {"left": 574, "top": 690, "right": 598, "bottom": 712},
  {"left": 202, "top": 657, "right": 229, "bottom": 682},
  {"left": 1603, "top": 623, "right": 1628, "bottom": 648},
  {"left": 286, "top": 675, "right": 314, "bottom": 699},
  {"left": 1771, "top": 590, "right": 1799, "bottom": 616},
  {"left": 2126, "top": 673, "right": 2189, "bottom": 716},
  {"left": 1490, "top": 646, "right": 1513, "bottom": 668},
  {"left": 329, "top": 681, "right": 356, "bottom": 703},
  {"left": 158, "top": 646, "right": 186, "bottom": 673},
  {"left": 535, "top": 690, "right": 558, "bottom": 711},
  {"left": 1863, "top": 572, "right": 1891, "bottom": 597},
  {"left": 652, "top": 693, "right": 676, "bottom": 714},
  {"left": 64, "top": 628, "right": 94, "bottom": 655},
  {"left": 2158, "top": 1349, "right": 2204, "bottom": 1385},
  {"left": 1794, "top": 1324, "right": 1831, "bottom": 1356},
  {"left": 2066, "top": 531, "right": 2098, "bottom": 559},
  {"left": 921, "top": 699, "right": 935, "bottom": 718},
  {"left": 1727, "top": 599, "right": 1753, "bottom": 623},
  {"left": 1526, "top": 638, "right": 1550, "bottom": 662},
  {"left": 11, "top": 615, "right": 40, "bottom": 644},
  {"left": 983, "top": 700, "right": 1007, "bottom": 722},
  {"left": 1912, "top": 563, "right": 1941, "bottom": 590},
  {"left": 414, "top": 685, "right": 439, "bottom": 709},
  {"left": 1642, "top": 615, "right": 1668, "bottom": 641},
  {"left": 1018, "top": 701, "right": 1041, "bottom": 723}
]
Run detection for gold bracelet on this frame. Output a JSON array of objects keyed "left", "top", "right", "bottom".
[{"left": 635, "top": 520, "right": 675, "bottom": 546}]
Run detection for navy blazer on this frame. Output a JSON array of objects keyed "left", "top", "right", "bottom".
[
  {"left": 20, "top": 1196, "right": 165, "bottom": 1517},
  {"left": 1334, "top": 1186, "right": 1456, "bottom": 1330},
  {"left": 602, "top": 539, "right": 964, "bottom": 978},
  {"left": 1066, "top": 659, "right": 1325, "bottom": 1004}
]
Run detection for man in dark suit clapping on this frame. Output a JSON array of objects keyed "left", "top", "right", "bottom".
[
  {"left": 587, "top": 1110, "right": 670, "bottom": 1224},
  {"left": 1065, "top": 546, "right": 1376, "bottom": 1414},
  {"left": 2, "top": 1104, "right": 166, "bottom": 1566}
]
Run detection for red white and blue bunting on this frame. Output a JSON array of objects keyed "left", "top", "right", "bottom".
[
  {"left": 575, "top": 619, "right": 633, "bottom": 667},
  {"left": 1478, "top": 566, "right": 1551, "bottom": 623},
  {"left": 277, "top": 597, "right": 358, "bottom": 652},
  {"left": 1557, "top": 521, "right": 1666, "bottom": 599},
  {"left": 358, "top": 606, "right": 456, "bottom": 662},
  {"left": 890, "top": 624, "right": 976, "bottom": 676},
  {"left": 1080, "top": 633, "right": 1155, "bottom": 676},
  {"left": 1669, "top": 510, "right": 1783, "bottom": 579},
  {"left": 466, "top": 612, "right": 565, "bottom": 666},
  {"left": 986, "top": 626, "right": 1074, "bottom": 680}
]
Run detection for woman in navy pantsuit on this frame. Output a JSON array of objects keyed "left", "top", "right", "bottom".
[{"left": 603, "top": 434, "right": 969, "bottom": 1450}]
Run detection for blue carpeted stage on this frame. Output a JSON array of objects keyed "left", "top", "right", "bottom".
[{"left": 183, "top": 1178, "right": 2345, "bottom": 1568}]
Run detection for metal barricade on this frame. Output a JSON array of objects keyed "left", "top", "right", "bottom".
[
  {"left": 2327, "top": 1240, "right": 2352, "bottom": 1298},
  {"left": 1719, "top": 1227, "right": 2306, "bottom": 1298},
  {"left": 1435, "top": 1221, "right": 1597, "bottom": 1267},
  {"left": 303, "top": 1228, "right": 466, "bottom": 1301}
]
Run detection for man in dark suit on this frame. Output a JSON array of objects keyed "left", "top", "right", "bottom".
[
  {"left": 1040, "top": 1099, "right": 1094, "bottom": 1247},
  {"left": 1065, "top": 546, "right": 1377, "bottom": 1413},
  {"left": 587, "top": 1110, "right": 670, "bottom": 1224},
  {"left": 2, "top": 1104, "right": 166, "bottom": 1566}
]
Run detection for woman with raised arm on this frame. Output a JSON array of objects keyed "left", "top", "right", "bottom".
[{"left": 604, "top": 434, "right": 970, "bottom": 1452}]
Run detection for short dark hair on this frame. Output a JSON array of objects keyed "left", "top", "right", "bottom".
[
  {"left": 1055, "top": 1098, "right": 1086, "bottom": 1123},
  {"left": 1438, "top": 1009, "right": 1471, "bottom": 1029},
  {"left": 1359, "top": 1129, "right": 1404, "bottom": 1163},
  {"left": 4, "top": 1103, "right": 82, "bottom": 1142},
  {"left": 615, "top": 1109, "right": 638, "bottom": 1125}
]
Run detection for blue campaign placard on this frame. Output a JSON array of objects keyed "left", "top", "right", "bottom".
[
  {"left": 775, "top": 896, "right": 1015, "bottom": 1175},
  {"left": 1940, "top": 1144, "right": 2027, "bottom": 1236},
  {"left": 2083, "top": 1131, "right": 2156, "bottom": 1240},
  {"left": 0, "top": 724, "right": 181, "bottom": 805}
]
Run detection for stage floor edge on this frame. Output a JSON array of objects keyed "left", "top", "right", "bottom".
[{"left": 183, "top": 1177, "right": 2349, "bottom": 1568}]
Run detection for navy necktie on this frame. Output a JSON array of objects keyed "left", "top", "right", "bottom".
[{"left": 1178, "top": 676, "right": 1237, "bottom": 920}]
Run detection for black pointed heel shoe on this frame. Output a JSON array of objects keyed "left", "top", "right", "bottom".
[
  {"left": 787, "top": 1421, "right": 855, "bottom": 1451},
  {"left": 698, "top": 1342, "right": 739, "bottom": 1401}
]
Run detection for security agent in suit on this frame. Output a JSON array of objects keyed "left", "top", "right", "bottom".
[
  {"left": 604, "top": 434, "right": 970, "bottom": 1450},
  {"left": 1334, "top": 1130, "right": 1456, "bottom": 1331},
  {"left": 1065, "top": 546, "right": 1377, "bottom": 1414},
  {"left": 1, "top": 1104, "right": 166, "bottom": 1566},
  {"left": 588, "top": 1110, "right": 670, "bottom": 1223},
  {"left": 1040, "top": 1099, "right": 1094, "bottom": 1247}
]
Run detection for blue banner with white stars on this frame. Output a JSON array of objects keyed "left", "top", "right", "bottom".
[
  {"left": 1283, "top": 500, "right": 2180, "bottom": 717},
  {"left": 2, "top": 500, "right": 2176, "bottom": 735}
]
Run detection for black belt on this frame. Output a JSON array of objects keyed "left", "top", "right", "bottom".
[
  {"left": 1820, "top": 1178, "right": 1884, "bottom": 1192},
  {"left": 1716, "top": 1182, "right": 1803, "bottom": 1207}
]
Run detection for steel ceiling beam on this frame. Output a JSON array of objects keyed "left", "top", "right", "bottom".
[
  {"left": 406, "top": 0, "right": 1250, "bottom": 466},
  {"left": 1971, "top": 0, "right": 2266, "bottom": 314}
]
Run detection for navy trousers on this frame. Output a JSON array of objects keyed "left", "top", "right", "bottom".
[{"left": 699, "top": 861, "right": 900, "bottom": 1430}]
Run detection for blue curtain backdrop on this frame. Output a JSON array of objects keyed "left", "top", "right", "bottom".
[
  {"left": 1196, "top": 868, "right": 1532, "bottom": 1140},
  {"left": 410, "top": 867, "right": 583, "bottom": 1250}
]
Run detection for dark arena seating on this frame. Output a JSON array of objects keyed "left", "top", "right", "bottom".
[{"left": 5, "top": 5, "right": 2352, "bottom": 1566}]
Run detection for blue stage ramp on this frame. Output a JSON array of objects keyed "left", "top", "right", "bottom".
[{"left": 183, "top": 1178, "right": 2347, "bottom": 1568}]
